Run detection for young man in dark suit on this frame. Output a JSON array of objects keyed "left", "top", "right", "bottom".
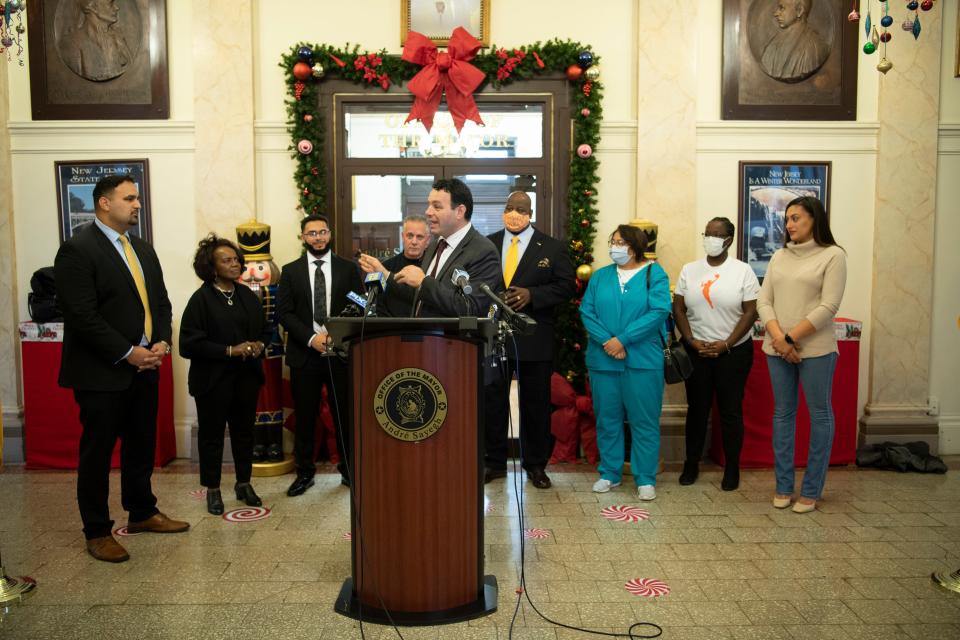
[
  {"left": 55, "top": 174, "right": 189, "bottom": 563},
  {"left": 359, "top": 178, "right": 503, "bottom": 318},
  {"left": 277, "top": 214, "right": 364, "bottom": 496},
  {"left": 484, "top": 191, "right": 576, "bottom": 489}
]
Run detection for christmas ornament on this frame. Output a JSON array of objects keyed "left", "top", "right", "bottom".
[
  {"left": 880, "top": 31, "right": 892, "bottom": 42},
  {"left": 581, "top": 107, "right": 591, "bottom": 117},
  {"left": 584, "top": 65, "right": 601, "bottom": 82},
  {"left": 912, "top": 16, "right": 921, "bottom": 38},
  {"left": 902, "top": 19, "right": 915, "bottom": 31},
  {"left": 297, "top": 139, "right": 314, "bottom": 154},
  {"left": 584, "top": 190, "right": 593, "bottom": 196},
  {"left": 532, "top": 51, "right": 545, "bottom": 68},
  {"left": 565, "top": 371, "right": 575, "bottom": 383},
  {"left": 577, "top": 50, "right": 594, "bottom": 69},
  {"left": 311, "top": 62, "right": 325, "bottom": 79},
  {"left": 907, "top": 1, "right": 919, "bottom": 9},
  {"left": 297, "top": 46, "right": 314, "bottom": 62},
  {"left": 576, "top": 264, "right": 593, "bottom": 281},
  {"left": 401, "top": 27, "right": 486, "bottom": 133},
  {"left": 565, "top": 64, "right": 583, "bottom": 81},
  {"left": 877, "top": 57, "right": 893, "bottom": 74},
  {"left": 580, "top": 219, "right": 590, "bottom": 228},
  {"left": 880, "top": 15, "right": 893, "bottom": 27},
  {"left": 303, "top": 188, "right": 310, "bottom": 195},
  {"left": 871, "top": 25, "right": 880, "bottom": 46},
  {"left": 303, "top": 114, "right": 314, "bottom": 123},
  {"left": 848, "top": 8, "right": 860, "bottom": 21},
  {"left": 920, "top": 0, "right": 932, "bottom": 10},
  {"left": 571, "top": 240, "right": 584, "bottom": 252},
  {"left": 311, "top": 168, "right": 319, "bottom": 175},
  {"left": 582, "top": 80, "right": 593, "bottom": 97},
  {"left": 864, "top": 10, "right": 872, "bottom": 36},
  {"left": 294, "top": 81, "right": 306, "bottom": 100},
  {"left": 573, "top": 343, "right": 581, "bottom": 352},
  {"left": 576, "top": 143, "right": 593, "bottom": 158},
  {"left": 293, "top": 61, "right": 311, "bottom": 81}
]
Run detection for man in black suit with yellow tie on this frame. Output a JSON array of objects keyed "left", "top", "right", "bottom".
[
  {"left": 278, "top": 214, "right": 364, "bottom": 496},
  {"left": 484, "top": 191, "right": 576, "bottom": 489},
  {"left": 55, "top": 174, "right": 189, "bottom": 564}
]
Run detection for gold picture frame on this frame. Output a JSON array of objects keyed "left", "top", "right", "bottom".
[{"left": 401, "top": 0, "right": 490, "bottom": 46}]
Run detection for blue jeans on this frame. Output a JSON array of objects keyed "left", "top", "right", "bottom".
[{"left": 767, "top": 352, "right": 838, "bottom": 500}]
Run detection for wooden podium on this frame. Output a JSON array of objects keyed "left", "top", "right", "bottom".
[{"left": 328, "top": 317, "right": 499, "bottom": 625}]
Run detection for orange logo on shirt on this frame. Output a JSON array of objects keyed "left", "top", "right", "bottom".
[{"left": 701, "top": 274, "right": 720, "bottom": 309}]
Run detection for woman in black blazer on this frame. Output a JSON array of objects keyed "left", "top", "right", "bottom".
[{"left": 180, "top": 235, "right": 270, "bottom": 515}]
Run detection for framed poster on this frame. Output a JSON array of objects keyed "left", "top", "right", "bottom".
[
  {"left": 55, "top": 160, "right": 152, "bottom": 244},
  {"left": 26, "top": 0, "right": 169, "bottom": 119},
  {"left": 737, "top": 161, "right": 831, "bottom": 281},
  {"left": 401, "top": 0, "right": 490, "bottom": 46},
  {"left": 722, "top": 0, "right": 858, "bottom": 120}
]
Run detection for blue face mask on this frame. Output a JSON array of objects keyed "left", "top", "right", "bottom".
[{"left": 609, "top": 246, "right": 631, "bottom": 266}]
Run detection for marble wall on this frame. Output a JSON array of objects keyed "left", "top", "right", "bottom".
[{"left": 0, "top": 58, "right": 21, "bottom": 439}]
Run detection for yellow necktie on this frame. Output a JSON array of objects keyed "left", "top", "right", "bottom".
[
  {"left": 503, "top": 236, "right": 520, "bottom": 288},
  {"left": 118, "top": 235, "right": 153, "bottom": 342}
]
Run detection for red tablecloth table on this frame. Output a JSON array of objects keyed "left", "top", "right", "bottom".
[
  {"left": 19, "top": 322, "right": 176, "bottom": 470},
  {"left": 710, "top": 319, "right": 861, "bottom": 468}
]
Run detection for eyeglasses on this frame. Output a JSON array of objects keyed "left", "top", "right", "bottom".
[
  {"left": 302, "top": 230, "right": 330, "bottom": 238},
  {"left": 608, "top": 240, "right": 628, "bottom": 247}
]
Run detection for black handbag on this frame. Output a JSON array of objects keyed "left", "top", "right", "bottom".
[{"left": 646, "top": 265, "right": 693, "bottom": 384}]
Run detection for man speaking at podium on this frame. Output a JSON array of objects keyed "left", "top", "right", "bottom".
[{"left": 359, "top": 178, "right": 502, "bottom": 318}]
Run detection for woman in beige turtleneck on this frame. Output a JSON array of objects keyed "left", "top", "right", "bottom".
[{"left": 757, "top": 196, "right": 846, "bottom": 514}]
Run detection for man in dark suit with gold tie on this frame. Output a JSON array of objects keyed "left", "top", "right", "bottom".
[
  {"left": 278, "top": 214, "right": 364, "bottom": 496},
  {"left": 55, "top": 174, "right": 189, "bottom": 563},
  {"left": 483, "top": 191, "right": 576, "bottom": 489}
]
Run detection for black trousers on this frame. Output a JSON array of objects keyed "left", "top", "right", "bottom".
[
  {"left": 195, "top": 370, "right": 260, "bottom": 488},
  {"left": 682, "top": 339, "right": 753, "bottom": 467},
  {"left": 484, "top": 359, "right": 554, "bottom": 471},
  {"left": 290, "top": 357, "right": 350, "bottom": 478},
  {"left": 74, "top": 374, "right": 159, "bottom": 540}
]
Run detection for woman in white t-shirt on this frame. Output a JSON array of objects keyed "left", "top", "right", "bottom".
[{"left": 673, "top": 217, "right": 760, "bottom": 490}]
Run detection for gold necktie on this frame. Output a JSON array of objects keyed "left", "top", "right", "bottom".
[
  {"left": 118, "top": 235, "right": 153, "bottom": 341},
  {"left": 503, "top": 236, "right": 520, "bottom": 288}
]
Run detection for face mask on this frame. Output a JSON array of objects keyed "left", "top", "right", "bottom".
[
  {"left": 703, "top": 236, "right": 728, "bottom": 257},
  {"left": 502, "top": 212, "right": 529, "bottom": 234},
  {"left": 609, "top": 246, "right": 631, "bottom": 266}
]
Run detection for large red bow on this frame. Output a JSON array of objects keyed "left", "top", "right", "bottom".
[{"left": 402, "top": 27, "right": 485, "bottom": 133}]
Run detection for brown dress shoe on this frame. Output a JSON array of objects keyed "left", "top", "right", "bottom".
[
  {"left": 86, "top": 535, "right": 130, "bottom": 563},
  {"left": 526, "top": 468, "right": 552, "bottom": 489},
  {"left": 127, "top": 512, "right": 190, "bottom": 534}
]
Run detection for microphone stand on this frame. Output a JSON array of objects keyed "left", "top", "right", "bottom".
[{"left": 0, "top": 545, "right": 36, "bottom": 611}]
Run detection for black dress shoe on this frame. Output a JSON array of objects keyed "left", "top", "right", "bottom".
[
  {"left": 526, "top": 468, "right": 552, "bottom": 489},
  {"left": 721, "top": 466, "right": 740, "bottom": 491},
  {"left": 206, "top": 488, "right": 224, "bottom": 515},
  {"left": 679, "top": 461, "right": 699, "bottom": 486},
  {"left": 251, "top": 445, "right": 267, "bottom": 463},
  {"left": 484, "top": 468, "right": 507, "bottom": 484},
  {"left": 266, "top": 444, "right": 283, "bottom": 463},
  {"left": 235, "top": 482, "right": 262, "bottom": 506},
  {"left": 287, "top": 476, "right": 315, "bottom": 497},
  {"left": 340, "top": 474, "right": 351, "bottom": 487}
]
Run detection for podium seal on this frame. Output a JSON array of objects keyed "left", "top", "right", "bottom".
[{"left": 373, "top": 367, "right": 448, "bottom": 441}]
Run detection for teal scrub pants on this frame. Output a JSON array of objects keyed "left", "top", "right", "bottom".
[{"left": 589, "top": 368, "right": 664, "bottom": 486}]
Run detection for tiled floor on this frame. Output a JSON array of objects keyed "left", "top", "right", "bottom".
[{"left": 1, "top": 460, "right": 959, "bottom": 639}]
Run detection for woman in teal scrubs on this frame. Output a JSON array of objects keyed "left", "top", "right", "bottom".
[{"left": 579, "top": 225, "right": 671, "bottom": 500}]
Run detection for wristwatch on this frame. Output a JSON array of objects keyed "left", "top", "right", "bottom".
[{"left": 784, "top": 334, "right": 795, "bottom": 346}]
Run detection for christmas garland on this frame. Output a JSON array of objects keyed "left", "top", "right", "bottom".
[{"left": 281, "top": 39, "right": 602, "bottom": 388}]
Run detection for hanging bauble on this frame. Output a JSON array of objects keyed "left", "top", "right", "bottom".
[
  {"left": 303, "top": 188, "right": 310, "bottom": 195},
  {"left": 573, "top": 343, "right": 582, "bottom": 352},
  {"left": 902, "top": 19, "right": 915, "bottom": 31},
  {"left": 303, "top": 114, "right": 314, "bottom": 123},
  {"left": 311, "top": 62, "right": 325, "bottom": 79},
  {"left": 311, "top": 168, "right": 319, "bottom": 176},
  {"left": 576, "top": 143, "right": 593, "bottom": 158},
  {"left": 293, "top": 61, "right": 312, "bottom": 81},
  {"left": 847, "top": 9, "right": 860, "bottom": 21},
  {"left": 907, "top": 0, "right": 919, "bottom": 9},
  {"left": 880, "top": 15, "right": 893, "bottom": 28},
  {"left": 864, "top": 12, "right": 871, "bottom": 36},
  {"left": 566, "top": 64, "right": 584, "bottom": 81},
  {"left": 870, "top": 25, "right": 880, "bottom": 46},
  {"left": 297, "top": 45, "right": 314, "bottom": 61},
  {"left": 863, "top": 41, "right": 877, "bottom": 54},
  {"left": 880, "top": 31, "right": 892, "bottom": 42},
  {"left": 584, "top": 65, "right": 601, "bottom": 82},
  {"left": 576, "top": 264, "right": 593, "bottom": 281},
  {"left": 920, "top": 0, "right": 933, "bottom": 10},
  {"left": 912, "top": 17, "right": 921, "bottom": 38},
  {"left": 297, "top": 139, "right": 314, "bottom": 154},
  {"left": 571, "top": 240, "right": 584, "bottom": 251},
  {"left": 577, "top": 50, "right": 594, "bottom": 69},
  {"left": 578, "top": 208, "right": 585, "bottom": 214},
  {"left": 580, "top": 219, "right": 590, "bottom": 228},
  {"left": 581, "top": 107, "right": 591, "bottom": 117},
  {"left": 877, "top": 57, "right": 893, "bottom": 74},
  {"left": 565, "top": 371, "right": 575, "bottom": 383},
  {"left": 584, "top": 190, "right": 593, "bottom": 196}
]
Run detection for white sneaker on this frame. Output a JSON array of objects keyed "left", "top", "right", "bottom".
[
  {"left": 592, "top": 478, "right": 621, "bottom": 493},
  {"left": 637, "top": 485, "right": 656, "bottom": 501}
]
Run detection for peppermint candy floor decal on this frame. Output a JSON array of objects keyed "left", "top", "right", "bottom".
[
  {"left": 523, "top": 528, "right": 551, "bottom": 540},
  {"left": 600, "top": 505, "right": 650, "bottom": 523},
  {"left": 222, "top": 507, "right": 271, "bottom": 522},
  {"left": 112, "top": 527, "right": 142, "bottom": 537},
  {"left": 625, "top": 578, "right": 671, "bottom": 597},
  {"left": 188, "top": 488, "right": 207, "bottom": 500}
]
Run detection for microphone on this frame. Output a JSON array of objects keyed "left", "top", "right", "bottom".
[
  {"left": 451, "top": 268, "right": 473, "bottom": 295},
  {"left": 478, "top": 282, "right": 537, "bottom": 336},
  {"left": 363, "top": 271, "right": 386, "bottom": 315},
  {"left": 340, "top": 291, "right": 367, "bottom": 317}
]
